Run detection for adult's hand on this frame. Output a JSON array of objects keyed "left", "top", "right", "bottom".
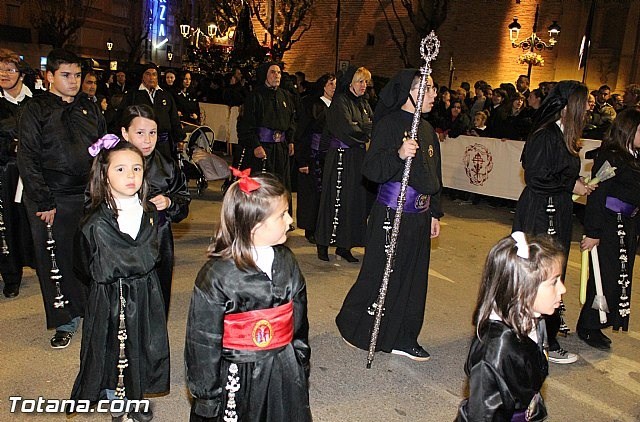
[
  {"left": 254, "top": 146, "right": 266, "bottom": 159},
  {"left": 288, "top": 143, "right": 295, "bottom": 156},
  {"left": 298, "top": 166, "right": 309, "bottom": 174},
  {"left": 36, "top": 209, "right": 56, "bottom": 225}
]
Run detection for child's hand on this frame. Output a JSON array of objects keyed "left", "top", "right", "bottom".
[
  {"left": 580, "top": 236, "right": 599, "bottom": 251},
  {"left": 398, "top": 137, "right": 419, "bottom": 160},
  {"left": 150, "top": 194, "right": 171, "bottom": 211}
]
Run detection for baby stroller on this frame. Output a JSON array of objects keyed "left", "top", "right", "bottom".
[{"left": 179, "top": 124, "right": 231, "bottom": 196}]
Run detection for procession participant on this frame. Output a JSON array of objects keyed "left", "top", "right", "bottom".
[
  {"left": 335, "top": 69, "right": 442, "bottom": 360},
  {"left": 456, "top": 233, "right": 564, "bottom": 421},
  {"left": 237, "top": 62, "right": 296, "bottom": 191},
  {"left": 121, "top": 105, "right": 190, "bottom": 318},
  {"left": 17, "top": 48, "right": 106, "bottom": 348},
  {"left": 119, "top": 63, "right": 184, "bottom": 161},
  {"left": 314, "top": 66, "right": 373, "bottom": 263},
  {"left": 0, "top": 48, "right": 35, "bottom": 298},
  {"left": 80, "top": 70, "right": 98, "bottom": 102},
  {"left": 185, "top": 172, "right": 311, "bottom": 422},
  {"left": 294, "top": 73, "right": 336, "bottom": 244},
  {"left": 577, "top": 108, "right": 640, "bottom": 349},
  {"left": 512, "top": 80, "right": 593, "bottom": 364}
]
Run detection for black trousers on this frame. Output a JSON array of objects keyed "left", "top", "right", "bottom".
[{"left": 24, "top": 194, "right": 87, "bottom": 329}]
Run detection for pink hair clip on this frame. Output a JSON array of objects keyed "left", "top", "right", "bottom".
[{"left": 88, "top": 134, "right": 120, "bottom": 157}]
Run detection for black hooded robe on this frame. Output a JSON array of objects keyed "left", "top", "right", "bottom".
[
  {"left": 335, "top": 70, "right": 443, "bottom": 351},
  {"left": 185, "top": 246, "right": 311, "bottom": 422},
  {"left": 237, "top": 63, "right": 296, "bottom": 192},
  {"left": 70, "top": 204, "right": 170, "bottom": 403},
  {"left": 315, "top": 66, "right": 373, "bottom": 250}
]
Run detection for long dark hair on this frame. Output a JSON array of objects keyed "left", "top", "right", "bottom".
[
  {"left": 602, "top": 108, "right": 640, "bottom": 169},
  {"left": 208, "top": 174, "right": 290, "bottom": 271},
  {"left": 87, "top": 142, "right": 150, "bottom": 218},
  {"left": 473, "top": 233, "right": 564, "bottom": 341}
]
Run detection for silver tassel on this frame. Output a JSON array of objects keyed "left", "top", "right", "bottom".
[
  {"left": 366, "top": 32, "right": 440, "bottom": 368},
  {"left": 47, "top": 223, "right": 68, "bottom": 309},
  {"left": 546, "top": 197, "right": 556, "bottom": 236},
  {"left": 616, "top": 214, "right": 631, "bottom": 318},
  {"left": 115, "top": 278, "right": 129, "bottom": 399},
  {"left": 329, "top": 148, "right": 345, "bottom": 245},
  {"left": 0, "top": 176, "right": 9, "bottom": 255}
]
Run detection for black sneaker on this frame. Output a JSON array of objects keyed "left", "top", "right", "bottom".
[
  {"left": 391, "top": 345, "right": 431, "bottom": 361},
  {"left": 50, "top": 331, "right": 74, "bottom": 349},
  {"left": 577, "top": 329, "right": 611, "bottom": 350}
]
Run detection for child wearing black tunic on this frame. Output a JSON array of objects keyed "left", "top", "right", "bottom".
[
  {"left": 456, "top": 232, "right": 565, "bottom": 421},
  {"left": 185, "top": 170, "right": 311, "bottom": 422},
  {"left": 70, "top": 139, "right": 169, "bottom": 421}
]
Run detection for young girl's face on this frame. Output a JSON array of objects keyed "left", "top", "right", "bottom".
[
  {"left": 107, "top": 149, "right": 144, "bottom": 200},
  {"left": 532, "top": 259, "right": 566, "bottom": 316},
  {"left": 122, "top": 116, "right": 157, "bottom": 156},
  {"left": 251, "top": 196, "right": 292, "bottom": 247}
]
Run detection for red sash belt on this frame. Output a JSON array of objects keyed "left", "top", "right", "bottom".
[{"left": 222, "top": 301, "right": 293, "bottom": 351}]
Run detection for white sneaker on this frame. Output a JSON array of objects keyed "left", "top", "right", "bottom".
[{"left": 548, "top": 348, "right": 578, "bottom": 364}]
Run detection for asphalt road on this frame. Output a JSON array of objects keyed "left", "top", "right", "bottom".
[{"left": 1, "top": 183, "right": 638, "bottom": 421}]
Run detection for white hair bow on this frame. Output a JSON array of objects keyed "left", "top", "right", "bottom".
[{"left": 511, "top": 231, "right": 529, "bottom": 259}]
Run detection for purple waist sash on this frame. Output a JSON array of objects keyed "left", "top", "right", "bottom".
[
  {"left": 511, "top": 410, "right": 526, "bottom": 422},
  {"left": 311, "top": 133, "right": 322, "bottom": 151},
  {"left": 605, "top": 196, "right": 639, "bottom": 217},
  {"left": 329, "top": 137, "right": 351, "bottom": 149},
  {"left": 376, "top": 182, "right": 430, "bottom": 214},
  {"left": 257, "top": 127, "right": 286, "bottom": 143}
]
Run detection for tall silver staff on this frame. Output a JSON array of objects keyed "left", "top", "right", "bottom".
[{"left": 366, "top": 32, "right": 440, "bottom": 369}]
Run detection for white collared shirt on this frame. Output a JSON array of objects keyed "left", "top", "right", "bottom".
[
  {"left": 138, "top": 83, "right": 163, "bottom": 104},
  {"left": 0, "top": 84, "right": 32, "bottom": 105}
]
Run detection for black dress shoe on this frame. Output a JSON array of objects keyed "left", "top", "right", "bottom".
[
  {"left": 50, "top": 330, "right": 74, "bottom": 349},
  {"left": 391, "top": 345, "right": 431, "bottom": 361},
  {"left": 3, "top": 284, "right": 19, "bottom": 298},
  {"left": 129, "top": 408, "right": 154, "bottom": 422},
  {"left": 335, "top": 247, "right": 359, "bottom": 263},
  {"left": 578, "top": 329, "right": 610, "bottom": 350},
  {"left": 317, "top": 245, "right": 329, "bottom": 261}
]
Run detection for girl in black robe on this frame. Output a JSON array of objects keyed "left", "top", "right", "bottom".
[
  {"left": 185, "top": 173, "right": 311, "bottom": 422},
  {"left": 315, "top": 66, "right": 374, "bottom": 262},
  {"left": 336, "top": 70, "right": 442, "bottom": 359},
  {"left": 512, "top": 80, "right": 592, "bottom": 364},
  {"left": 120, "top": 105, "right": 190, "bottom": 318},
  {"left": 456, "top": 233, "right": 566, "bottom": 421},
  {"left": 294, "top": 73, "right": 336, "bottom": 243},
  {"left": 71, "top": 141, "right": 169, "bottom": 421},
  {"left": 577, "top": 108, "right": 640, "bottom": 348}
]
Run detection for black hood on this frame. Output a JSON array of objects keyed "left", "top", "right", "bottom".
[
  {"left": 337, "top": 65, "right": 359, "bottom": 94},
  {"left": 256, "top": 61, "right": 282, "bottom": 85},
  {"left": 373, "top": 69, "right": 419, "bottom": 124},
  {"left": 532, "top": 80, "right": 584, "bottom": 129}
]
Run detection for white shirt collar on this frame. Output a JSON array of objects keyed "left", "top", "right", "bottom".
[
  {"left": 0, "top": 84, "right": 32, "bottom": 105},
  {"left": 138, "top": 83, "right": 162, "bottom": 102}
]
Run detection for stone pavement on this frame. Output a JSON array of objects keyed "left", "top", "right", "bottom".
[{"left": 1, "top": 183, "right": 639, "bottom": 421}]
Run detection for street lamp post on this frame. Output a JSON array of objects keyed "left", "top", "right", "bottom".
[
  {"left": 508, "top": 4, "right": 560, "bottom": 79},
  {"left": 167, "top": 46, "right": 173, "bottom": 63},
  {"left": 106, "top": 38, "right": 113, "bottom": 65}
]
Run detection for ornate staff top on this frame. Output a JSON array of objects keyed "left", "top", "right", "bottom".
[{"left": 419, "top": 31, "right": 440, "bottom": 76}]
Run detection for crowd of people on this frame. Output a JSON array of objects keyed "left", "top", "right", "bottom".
[{"left": 1, "top": 43, "right": 639, "bottom": 422}]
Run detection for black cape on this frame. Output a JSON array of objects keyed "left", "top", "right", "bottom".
[
  {"left": 70, "top": 204, "right": 170, "bottom": 402},
  {"left": 456, "top": 321, "right": 549, "bottom": 422},
  {"left": 185, "top": 245, "right": 311, "bottom": 422}
]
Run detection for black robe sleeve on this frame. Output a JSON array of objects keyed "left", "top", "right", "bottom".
[
  {"left": 73, "top": 228, "right": 93, "bottom": 286},
  {"left": 147, "top": 151, "right": 191, "bottom": 223},
  {"left": 326, "top": 93, "right": 372, "bottom": 147},
  {"left": 290, "top": 252, "right": 311, "bottom": 377},
  {"left": 185, "top": 260, "right": 226, "bottom": 419}
]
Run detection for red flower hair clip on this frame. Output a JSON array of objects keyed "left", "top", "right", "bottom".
[{"left": 230, "top": 167, "right": 261, "bottom": 194}]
